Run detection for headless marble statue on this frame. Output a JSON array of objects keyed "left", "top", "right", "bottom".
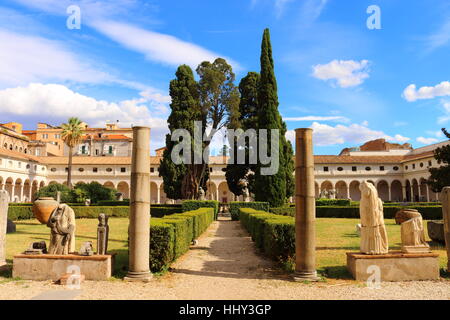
[
  {"left": 97, "top": 213, "right": 109, "bottom": 255},
  {"left": 439, "top": 187, "right": 450, "bottom": 271},
  {"left": 359, "top": 181, "right": 389, "bottom": 255},
  {"left": 401, "top": 212, "right": 430, "bottom": 253},
  {"left": 47, "top": 204, "right": 76, "bottom": 255}
]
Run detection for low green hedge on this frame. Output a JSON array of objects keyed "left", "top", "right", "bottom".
[
  {"left": 239, "top": 208, "right": 295, "bottom": 262},
  {"left": 150, "top": 208, "right": 215, "bottom": 272},
  {"left": 151, "top": 207, "right": 181, "bottom": 218},
  {"left": 270, "top": 205, "right": 443, "bottom": 220},
  {"left": 95, "top": 200, "right": 130, "bottom": 206},
  {"left": 229, "top": 202, "right": 270, "bottom": 221},
  {"left": 316, "top": 199, "right": 351, "bottom": 206},
  {"left": 182, "top": 200, "right": 220, "bottom": 220}
]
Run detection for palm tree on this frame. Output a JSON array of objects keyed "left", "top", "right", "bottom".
[{"left": 61, "top": 117, "right": 84, "bottom": 189}]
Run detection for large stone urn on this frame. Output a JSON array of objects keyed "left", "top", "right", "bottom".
[{"left": 32, "top": 197, "right": 58, "bottom": 224}]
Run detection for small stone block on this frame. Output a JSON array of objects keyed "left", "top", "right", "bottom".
[
  {"left": 347, "top": 251, "right": 440, "bottom": 282},
  {"left": 58, "top": 273, "right": 85, "bottom": 285}
]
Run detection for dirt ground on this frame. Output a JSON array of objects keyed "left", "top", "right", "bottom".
[{"left": 0, "top": 218, "right": 449, "bottom": 300}]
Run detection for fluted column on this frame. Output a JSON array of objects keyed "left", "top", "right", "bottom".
[
  {"left": 125, "top": 126, "right": 152, "bottom": 281},
  {"left": 0, "top": 190, "right": 8, "bottom": 267},
  {"left": 294, "top": 128, "right": 319, "bottom": 281}
]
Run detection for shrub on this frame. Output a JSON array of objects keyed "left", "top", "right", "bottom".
[
  {"left": 35, "top": 183, "right": 73, "bottom": 203},
  {"left": 8, "top": 206, "right": 33, "bottom": 220},
  {"left": 150, "top": 208, "right": 214, "bottom": 272},
  {"left": 229, "top": 202, "right": 270, "bottom": 221},
  {"left": 316, "top": 199, "right": 351, "bottom": 206},
  {"left": 182, "top": 200, "right": 220, "bottom": 220},
  {"left": 239, "top": 208, "right": 295, "bottom": 262},
  {"left": 151, "top": 206, "right": 180, "bottom": 218},
  {"left": 73, "top": 182, "right": 117, "bottom": 204},
  {"left": 95, "top": 200, "right": 130, "bottom": 206}
]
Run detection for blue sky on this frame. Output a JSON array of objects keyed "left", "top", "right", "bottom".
[{"left": 0, "top": 0, "right": 450, "bottom": 155}]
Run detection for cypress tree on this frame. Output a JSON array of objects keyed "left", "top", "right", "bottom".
[
  {"left": 159, "top": 65, "right": 201, "bottom": 200},
  {"left": 254, "top": 28, "right": 293, "bottom": 207}
]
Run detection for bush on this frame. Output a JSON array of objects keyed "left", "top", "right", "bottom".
[
  {"left": 8, "top": 206, "right": 33, "bottom": 220},
  {"left": 35, "top": 183, "right": 73, "bottom": 203},
  {"left": 150, "top": 208, "right": 214, "bottom": 272},
  {"left": 96, "top": 200, "right": 130, "bottom": 206},
  {"left": 269, "top": 205, "right": 443, "bottom": 220},
  {"left": 229, "top": 202, "right": 270, "bottom": 221},
  {"left": 182, "top": 200, "right": 220, "bottom": 220},
  {"left": 239, "top": 208, "right": 295, "bottom": 262},
  {"left": 73, "top": 182, "right": 117, "bottom": 204},
  {"left": 316, "top": 199, "right": 351, "bottom": 206},
  {"left": 151, "top": 206, "right": 180, "bottom": 218}
]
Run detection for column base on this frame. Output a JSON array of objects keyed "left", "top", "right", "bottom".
[
  {"left": 292, "top": 270, "right": 321, "bottom": 282},
  {"left": 124, "top": 271, "right": 152, "bottom": 282}
]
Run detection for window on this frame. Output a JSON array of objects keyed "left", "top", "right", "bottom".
[
  {"left": 420, "top": 163, "right": 424, "bottom": 168},
  {"left": 51, "top": 168, "right": 57, "bottom": 172},
  {"left": 412, "top": 164, "right": 416, "bottom": 169},
  {"left": 93, "top": 167, "right": 98, "bottom": 173},
  {"left": 55, "top": 134, "right": 61, "bottom": 139},
  {"left": 323, "top": 167, "right": 329, "bottom": 172},
  {"left": 365, "top": 167, "right": 371, "bottom": 171},
  {"left": 120, "top": 167, "right": 126, "bottom": 173},
  {"left": 81, "top": 145, "right": 86, "bottom": 154},
  {"left": 210, "top": 167, "right": 213, "bottom": 172},
  {"left": 337, "top": 167, "right": 343, "bottom": 172},
  {"left": 150, "top": 168, "right": 155, "bottom": 173},
  {"left": 106, "top": 168, "right": 113, "bottom": 172},
  {"left": 35, "top": 149, "right": 41, "bottom": 156},
  {"left": 65, "top": 167, "right": 68, "bottom": 172},
  {"left": 78, "top": 168, "right": 84, "bottom": 172},
  {"left": 108, "top": 146, "right": 113, "bottom": 154},
  {"left": 42, "top": 134, "right": 48, "bottom": 139},
  {"left": 429, "top": 161, "right": 432, "bottom": 167},
  {"left": 379, "top": 166, "right": 385, "bottom": 171},
  {"left": 393, "top": 166, "right": 399, "bottom": 171},
  {"left": 26, "top": 164, "right": 30, "bottom": 169},
  {"left": 405, "top": 165, "right": 409, "bottom": 170},
  {"left": 352, "top": 166, "right": 357, "bottom": 172},
  {"left": 95, "top": 149, "right": 99, "bottom": 156},
  {"left": 24, "top": 149, "right": 27, "bottom": 154}
]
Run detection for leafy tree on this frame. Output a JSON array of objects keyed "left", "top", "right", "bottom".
[
  {"left": 254, "top": 28, "right": 293, "bottom": 207},
  {"left": 61, "top": 117, "right": 84, "bottom": 189},
  {"left": 73, "top": 182, "right": 117, "bottom": 203},
  {"left": 159, "top": 65, "right": 200, "bottom": 200},
  {"left": 35, "top": 183, "right": 73, "bottom": 203},
  {"left": 428, "top": 128, "right": 450, "bottom": 193},
  {"left": 225, "top": 72, "right": 260, "bottom": 196}
]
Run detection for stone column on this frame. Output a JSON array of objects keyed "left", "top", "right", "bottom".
[
  {"left": 440, "top": 187, "right": 450, "bottom": 272},
  {"left": 426, "top": 185, "right": 430, "bottom": 203},
  {"left": 388, "top": 185, "right": 392, "bottom": 202},
  {"left": 125, "top": 126, "right": 152, "bottom": 281},
  {"left": 401, "top": 184, "right": 406, "bottom": 202},
  {"left": 157, "top": 186, "right": 161, "bottom": 205},
  {"left": 0, "top": 190, "right": 8, "bottom": 267},
  {"left": 294, "top": 128, "right": 319, "bottom": 281}
]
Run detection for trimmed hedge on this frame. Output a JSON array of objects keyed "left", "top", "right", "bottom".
[
  {"left": 151, "top": 207, "right": 181, "bottom": 218},
  {"left": 229, "top": 202, "right": 270, "bottom": 221},
  {"left": 96, "top": 200, "right": 130, "bottom": 206},
  {"left": 182, "top": 200, "right": 220, "bottom": 220},
  {"left": 239, "top": 208, "right": 295, "bottom": 261},
  {"left": 270, "top": 205, "right": 443, "bottom": 220},
  {"left": 316, "top": 199, "right": 351, "bottom": 206},
  {"left": 150, "top": 208, "right": 215, "bottom": 272}
]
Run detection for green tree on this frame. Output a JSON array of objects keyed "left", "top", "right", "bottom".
[
  {"left": 72, "top": 182, "right": 117, "bottom": 203},
  {"left": 225, "top": 72, "right": 260, "bottom": 196},
  {"left": 254, "top": 28, "right": 293, "bottom": 207},
  {"left": 35, "top": 183, "right": 73, "bottom": 203},
  {"left": 159, "top": 65, "right": 200, "bottom": 200},
  {"left": 428, "top": 128, "right": 450, "bottom": 193},
  {"left": 61, "top": 117, "right": 84, "bottom": 189}
]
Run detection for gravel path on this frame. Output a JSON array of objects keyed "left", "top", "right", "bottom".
[{"left": 0, "top": 218, "right": 449, "bottom": 300}]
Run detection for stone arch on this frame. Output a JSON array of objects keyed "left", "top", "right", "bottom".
[
  {"left": 206, "top": 181, "right": 218, "bottom": 201},
  {"left": 5, "top": 177, "right": 14, "bottom": 201},
  {"left": 23, "top": 179, "right": 31, "bottom": 202},
  {"left": 117, "top": 181, "right": 130, "bottom": 199},
  {"left": 218, "top": 181, "right": 232, "bottom": 203},
  {"left": 335, "top": 181, "right": 348, "bottom": 199},
  {"left": 31, "top": 180, "right": 39, "bottom": 201},
  {"left": 405, "top": 179, "right": 412, "bottom": 202},
  {"left": 103, "top": 181, "right": 115, "bottom": 189},
  {"left": 48, "top": 181, "right": 59, "bottom": 185},
  {"left": 320, "top": 181, "right": 333, "bottom": 192},
  {"left": 14, "top": 178, "right": 23, "bottom": 202},
  {"left": 390, "top": 180, "right": 403, "bottom": 202},
  {"left": 412, "top": 179, "right": 419, "bottom": 202},
  {"left": 150, "top": 182, "right": 159, "bottom": 204},
  {"left": 39, "top": 181, "right": 45, "bottom": 189},
  {"left": 376, "top": 180, "right": 389, "bottom": 202},
  {"left": 315, "top": 182, "right": 319, "bottom": 198},
  {"left": 349, "top": 181, "right": 361, "bottom": 201},
  {"left": 419, "top": 178, "right": 428, "bottom": 202}
]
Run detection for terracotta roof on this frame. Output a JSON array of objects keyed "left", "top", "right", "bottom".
[
  {"left": 313, "top": 155, "right": 405, "bottom": 164},
  {"left": 0, "top": 148, "right": 40, "bottom": 162},
  {"left": 401, "top": 151, "right": 435, "bottom": 162},
  {"left": 83, "top": 134, "right": 132, "bottom": 141},
  {"left": 38, "top": 156, "right": 162, "bottom": 165}
]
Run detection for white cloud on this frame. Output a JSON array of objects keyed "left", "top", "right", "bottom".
[
  {"left": 92, "top": 20, "right": 241, "bottom": 70},
  {"left": 402, "top": 81, "right": 450, "bottom": 102},
  {"left": 437, "top": 100, "right": 450, "bottom": 124},
  {"left": 312, "top": 60, "right": 370, "bottom": 88},
  {"left": 424, "top": 19, "right": 450, "bottom": 53},
  {"left": 417, "top": 137, "right": 439, "bottom": 145},
  {"left": 0, "top": 83, "right": 171, "bottom": 150},
  {"left": 283, "top": 116, "right": 349, "bottom": 123},
  {"left": 286, "top": 122, "right": 410, "bottom": 147}
]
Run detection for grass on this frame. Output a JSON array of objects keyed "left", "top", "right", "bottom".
[{"left": 2, "top": 218, "right": 448, "bottom": 281}]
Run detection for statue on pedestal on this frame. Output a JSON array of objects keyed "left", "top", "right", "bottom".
[
  {"left": 243, "top": 187, "right": 250, "bottom": 203},
  {"left": 97, "top": 213, "right": 109, "bottom": 255},
  {"left": 359, "top": 181, "right": 388, "bottom": 255},
  {"left": 198, "top": 187, "right": 206, "bottom": 201},
  {"left": 47, "top": 204, "right": 76, "bottom": 255},
  {"left": 401, "top": 212, "right": 430, "bottom": 253}
]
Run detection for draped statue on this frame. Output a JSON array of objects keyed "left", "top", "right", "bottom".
[
  {"left": 359, "top": 181, "right": 389, "bottom": 255},
  {"left": 439, "top": 187, "right": 450, "bottom": 271},
  {"left": 401, "top": 212, "right": 430, "bottom": 253},
  {"left": 47, "top": 204, "right": 76, "bottom": 255}
]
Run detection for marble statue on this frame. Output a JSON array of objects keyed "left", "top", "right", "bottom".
[
  {"left": 198, "top": 187, "right": 206, "bottom": 201},
  {"left": 116, "top": 192, "right": 124, "bottom": 201},
  {"left": 319, "top": 190, "right": 328, "bottom": 199},
  {"left": 359, "top": 181, "right": 389, "bottom": 255},
  {"left": 84, "top": 198, "right": 91, "bottom": 206},
  {"left": 97, "top": 213, "right": 109, "bottom": 255},
  {"left": 47, "top": 204, "right": 76, "bottom": 255},
  {"left": 328, "top": 189, "right": 336, "bottom": 200},
  {"left": 79, "top": 241, "right": 94, "bottom": 256},
  {"left": 439, "top": 187, "right": 450, "bottom": 271},
  {"left": 243, "top": 187, "right": 250, "bottom": 203},
  {"left": 401, "top": 212, "right": 430, "bottom": 253},
  {"left": 0, "top": 190, "right": 8, "bottom": 267}
]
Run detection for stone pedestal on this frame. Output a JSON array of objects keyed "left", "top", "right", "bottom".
[
  {"left": 347, "top": 251, "right": 440, "bottom": 282},
  {"left": 13, "top": 254, "right": 115, "bottom": 281}
]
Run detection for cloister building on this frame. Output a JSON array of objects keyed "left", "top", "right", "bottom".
[{"left": 0, "top": 122, "right": 446, "bottom": 203}]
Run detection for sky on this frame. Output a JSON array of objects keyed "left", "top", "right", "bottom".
[{"left": 0, "top": 0, "right": 450, "bottom": 155}]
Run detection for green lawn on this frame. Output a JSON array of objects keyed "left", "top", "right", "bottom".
[{"left": 2, "top": 218, "right": 448, "bottom": 280}]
